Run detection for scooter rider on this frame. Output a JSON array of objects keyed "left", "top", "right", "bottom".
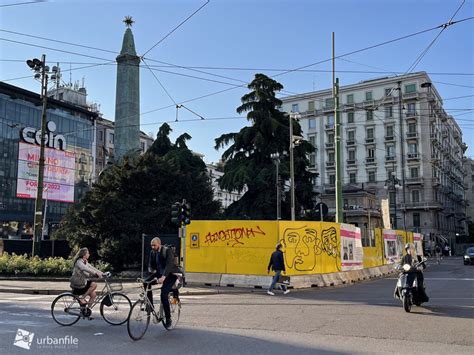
[{"left": 400, "top": 243, "right": 429, "bottom": 303}]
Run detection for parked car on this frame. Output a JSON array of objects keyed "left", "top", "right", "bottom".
[{"left": 463, "top": 247, "right": 474, "bottom": 265}]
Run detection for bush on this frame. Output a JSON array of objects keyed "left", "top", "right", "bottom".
[{"left": 0, "top": 253, "right": 110, "bottom": 276}]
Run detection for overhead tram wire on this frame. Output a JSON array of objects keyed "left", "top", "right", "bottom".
[
  {"left": 141, "top": 0, "right": 210, "bottom": 57},
  {"left": 0, "top": 1, "right": 45, "bottom": 8}
]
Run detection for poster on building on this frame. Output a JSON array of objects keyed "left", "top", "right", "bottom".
[
  {"left": 383, "top": 229, "right": 403, "bottom": 263},
  {"left": 340, "top": 223, "right": 363, "bottom": 271},
  {"left": 16, "top": 142, "right": 75, "bottom": 203},
  {"left": 413, "top": 233, "right": 424, "bottom": 257},
  {"left": 380, "top": 199, "right": 391, "bottom": 229}
]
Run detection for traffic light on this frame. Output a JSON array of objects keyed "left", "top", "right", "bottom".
[
  {"left": 182, "top": 202, "right": 191, "bottom": 225},
  {"left": 171, "top": 202, "right": 183, "bottom": 226}
]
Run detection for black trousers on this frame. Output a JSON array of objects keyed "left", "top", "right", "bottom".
[
  {"left": 144, "top": 273, "right": 178, "bottom": 319},
  {"left": 406, "top": 271, "right": 429, "bottom": 301}
]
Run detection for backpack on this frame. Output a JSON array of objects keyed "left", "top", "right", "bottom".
[{"left": 164, "top": 244, "right": 179, "bottom": 266}]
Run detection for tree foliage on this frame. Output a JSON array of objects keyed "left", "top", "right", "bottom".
[
  {"left": 53, "top": 123, "right": 221, "bottom": 270},
  {"left": 215, "top": 73, "right": 317, "bottom": 220}
]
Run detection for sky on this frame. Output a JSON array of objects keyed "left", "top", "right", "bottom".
[{"left": 0, "top": 0, "right": 473, "bottom": 164}]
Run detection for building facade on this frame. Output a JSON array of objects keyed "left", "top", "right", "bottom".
[
  {"left": 281, "top": 72, "right": 467, "bottom": 247},
  {"left": 207, "top": 163, "right": 246, "bottom": 210},
  {"left": 0, "top": 81, "right": 98, "bottom": 239}
]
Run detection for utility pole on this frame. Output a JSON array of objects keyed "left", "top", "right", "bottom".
[
  {"left": 26, "top": 55, "right": 48, "bottom": 257},
  {"left": 333, "top": 32, "right": 343, "bottom": 223},
  {"left": 289, "top": 113, "right": 298, "bottom": 221},
  {"left": 271, "top": 153, "right": 281, "bottom": 220},
  {"left": 397, "top": 81, "right": 407, "bottom": 231}
]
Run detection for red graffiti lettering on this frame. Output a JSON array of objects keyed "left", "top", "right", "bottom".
[{"left": 204, "top": 226, "right": 266, "bottom": 247}]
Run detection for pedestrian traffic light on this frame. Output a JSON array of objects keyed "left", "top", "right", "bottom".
[
  {"left": 171, "top": 202, "right": 182, "bottom": 226},
  {"left": 182, "top": 202, "right": 191, "bottom": 225}
]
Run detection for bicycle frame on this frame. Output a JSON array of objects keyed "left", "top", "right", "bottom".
[
  {"left": 137, "top": 280, "right": 165, "bottom": 321},
  {"left": 77, "top": 278, "right": 115, "bottom": 310}
]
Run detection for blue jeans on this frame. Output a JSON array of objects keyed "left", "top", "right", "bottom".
[{"left": 269, "top": 270, "right": 287, "bottom": 292}]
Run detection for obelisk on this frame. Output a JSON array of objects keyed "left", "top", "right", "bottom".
[{"left": 114, "top": 16, "right": 140, "bottom": 161}]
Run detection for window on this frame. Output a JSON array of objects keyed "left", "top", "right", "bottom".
[
  {"left": 366, "top": 128, "right": 374, "bottom": 139},
  {"left": 386, "top": 125, "right": 394, "bottom": 137},
  {"left": 405, "top": 83, "right": 416, "bottom": 93},
  {"left": 347, "top": 94, "right": 354, "bottom": 104},
  {"left": 347, "top": 130, "right": 355, "bottom": 141},
  {"left": 407, "top": 103, "right": 416, "bottom": 115},
  {"left": 408, "top": 143, "right": 418, "bottom": 154},
  {"left": 329, "top": 174, "right": 336, "bottom": 185},
  {"left": 410, "top": 167, "right": 419, "bottom": 178},
  {"left": 325, "top": 98, "right": 334, "bottom": 108},
  {"left": 389, "top": 191, "right": 396, "bottom": 206},
  {"left": 308, "top": 134, "right": 316, "bottom": 148},
  {"left": 99, "top": 131, "right": 103, "bottom": 141},
  {"left": 328, "top": 152, "right": 335, "bottom": 162},
  {"left": 413, "top": 213, "right": 421, "bottom": 228},
  {"left": 368, "top": 171, "right": 376, "bottom": 182},
  {"left": 328, "top": 132, "right": 334, "bottom": 142},
  {"left": 385, "top": 88, "right": 393, "bottom": 96},
  {"left": 365, "top": 91, "right": 373, "bottom": 101},
  {"left": 109, "top": 133, "right": 114, "bottom": 144},
  {"left": 366, "top": 110, "right": 373, "bottom": 121},
  {"left": 308, "top": 101, "right": 315, "bottom": 111},
  {"left": 385, "top": 106, "right": 393, "bottom": 118},
  {"left": 327, "top": 114, "right": 334, "bottom": 127},
  {"left": 291, "top": 103, "right": 299, "bottom": 112},
  {"left": 367, "top": 148, "right": 375, "bottom": 158},
  {"left": 347, "top": 111, "right": 354, "bottom": 123},
  {"left": 348, "top": 149, "right": 356, "bottom": 160},
  {"left": 141, "top": 141, "right": 145, "bottom": 151},
  {"left": 412, "top": 190, "right": 420, "bottom": 203},
  {"left": 387, "top": 145, "right": 395, "bottom": 157},
  {"left": 309, "top": 118, "right": 316, "bottom": 129},
  {"left": 408, "top": 123, "right": 416, "bottom": 133},
  {"left": 349, "top": 172, "right": 357, "bottom": 184},
  {"left": 309, "top": 154, "right": 316, "bottom": 167}
]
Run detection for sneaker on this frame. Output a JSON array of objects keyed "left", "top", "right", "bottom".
[
  {"left": 164, "top": 318, "right": 172, "bottom": 329},
  {"left": 267, "top": 291, "right": 275, "bottom": 296},
  {"left": 283, "top": 290, "right": 290, "bottom": 295}
]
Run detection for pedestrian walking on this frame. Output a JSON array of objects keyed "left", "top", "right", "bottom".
[{"left": 267, "top": 243, "right": 290, "bottom": 296}]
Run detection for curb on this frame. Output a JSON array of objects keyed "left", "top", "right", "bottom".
[{"left": 0, "top": 287, "right": 221, "bottom": 296}]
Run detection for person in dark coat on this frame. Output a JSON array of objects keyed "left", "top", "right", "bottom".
[
  {"left": 399, "top": 243, "right": 429, "bottom": 303},
  {"left": 145, "top": 237, "right": 182, "bottom": 328},
  {"left": 267, "top": 243, "right": 290, "bottom": 296}
]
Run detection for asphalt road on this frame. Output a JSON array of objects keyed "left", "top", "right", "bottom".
[{"left": 0, "top": 258, "right": 472, "bottom": 354}]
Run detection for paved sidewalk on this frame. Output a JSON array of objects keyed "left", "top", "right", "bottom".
[{"left": 0, "top": 279, "right": 231, "bottom": 296}]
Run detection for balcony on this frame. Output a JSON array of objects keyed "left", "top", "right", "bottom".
[
  {"left": 405, "top": 111, "right": 418, "bottom": 119},
  {"left": 400, "top": 201, "right": 443, "bottom": 210},
  {"left": 407, "top": 153, "right": 420, "bottom": 160},
  {"left": 346, "top": 159, "right": 357, "bottom": 166},
  {"left": 432, "top": 177, "right": 441, "bottom": 186},
  {"left": 406, "top": 132, "right": 418, "bottom": 140},
  {"left": 365, "top": 157, "right": 376, "bottom": 165},
  {"left": 403, "top": 92, "right": 419, "bottom": 100},
  {"left": 325, "top": 124, "right": 335, "bottom": 130},
  {"left": 385, "top": 135, "right": 395, "bottom": 142},
  {"left": 363, "top": 100, "right": 375, "bottom": 107},
  {"left": 325, "top": 142, "right": 334, "bottom": 149},
  {"left": 365, "top": 138, "right": 375, "bottom": 144},
  {"left": 385, "top": 155, "right": 396, "bottom": 163},
  {"left": 323, "top": 105, "right": 335, "bottom": 113},
  {"left": 405, "top": 177, "right": 424, "bottom": 185},
  {"left": 326, "top": 161, "right": 335, "bottom": 169},
  {"left": 346, "top": 139, "right": 356, "bottom": 146}
]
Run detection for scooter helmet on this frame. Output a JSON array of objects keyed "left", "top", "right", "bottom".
[{"left": 405, "top": 243, "right": 414, "bottom": 251}]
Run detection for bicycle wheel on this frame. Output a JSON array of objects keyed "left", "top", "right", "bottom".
[
  {"left": 51, "top": 293, "right": 81, "bottom": 326},
  {"left": 127, "top": 299, "right": 150, "bottom": 341},
  {"left": 161, "top": 294, "right": 181, "bottom": 330},
  {"left": 100, "top": 292, "right": 132, "bottom": 325}
]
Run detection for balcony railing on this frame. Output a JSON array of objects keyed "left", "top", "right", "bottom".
[
  {"left": 407, "top": 153, "right": 419, "bottom": 160},
  {"left": 385, "top": 135, "right": 395, "bottom": 141},
  {"left": 365, "top": 138, "right": 375, "bottom": 144},
  {"left": 385, "top": 155, "right": 396, "bottom": 162},
  {"left": 405, "top": 111, "right": 417, "bottom": 118},
  {"left": 346, "top": 139, "right": 356, "bottom": 146},
  {"left": 325, "top": 142, "right": 334, "bottom": 149},
  {"left": 406, "top": 132, "right": 418, "bottom": 139},
  {"left": 365, "top": 157, "right": 376, "bottom": 164},
  {"left": 346, "top": 159, "right": 357, "bottom": 165}
]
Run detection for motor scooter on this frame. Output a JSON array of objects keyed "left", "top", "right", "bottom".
[{"left": 394, "top": 257, "right": 428, "bottom": 312}]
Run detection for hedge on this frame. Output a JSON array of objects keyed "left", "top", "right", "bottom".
[{"left": 0, "top": 253, "right": 111, "bottom": 276}]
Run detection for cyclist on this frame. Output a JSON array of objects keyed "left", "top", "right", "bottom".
[
  {"left": 145, "top": 237, "right": 182, "bottom": 328},
  {"left": 69, "top": 247, "right": 104, "bottom": 318}
]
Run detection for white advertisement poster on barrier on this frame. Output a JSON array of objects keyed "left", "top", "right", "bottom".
[
  {"left": 340, "top": 223, "right": 363, "bottom": 271},
  {"left": 413, "top": 233, "right": 424, "bottom": 257},
  {"left": 16, "top": 142, "right": 75, "bottom": 203},
  {"left": 383, "top": 229, "right": 403, "bottom": 263}
]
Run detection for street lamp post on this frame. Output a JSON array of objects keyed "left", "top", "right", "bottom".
[
  {"left": 26, "top": 55, "right": 57, "bottom": 256},
  {"left": 289, "top": 112, "right": 302, "bottom": 221},
  {"left": 385, "top": 172, "right": 402, "bottom": 229},
  {"left": 270, "top": 153, "right": 281, "bottom": 220},
  {"left": 41, "top": 186, "right": 49, "bottom": 241}
]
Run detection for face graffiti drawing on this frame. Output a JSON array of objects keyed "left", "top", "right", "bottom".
[{"left": 281, "top": 226, "right": 318, "bottom": 271}]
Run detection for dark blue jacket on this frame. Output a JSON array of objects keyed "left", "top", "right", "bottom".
[
  {"left": 268, "top": 250, "right": 285, "bottom": 272},
  {"left": 148, "top": 246, "right": 181, "bottom": 277}
]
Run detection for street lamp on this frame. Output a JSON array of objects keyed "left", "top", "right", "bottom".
[
  {"left": 270, "top": 152, "right": 281, "bottom": 220},
  {"left": 26, "top": 54, "right": 56, "bottom": 256},
  {"left": 289, "top": 112, "right": 302, "bottom": 221},
  {"left": 384, "top": 172, "right": 402, "bottom": 229}
]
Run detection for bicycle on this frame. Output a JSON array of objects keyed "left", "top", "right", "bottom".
[
  {"left": 51, "top": 272, "right": 131, "bottom": 326},
  {"left": 127, "top": 274, "right": 182, "bottom": 341}
]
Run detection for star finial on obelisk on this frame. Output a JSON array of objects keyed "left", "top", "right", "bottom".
[{"left": 123, "top": 16, "right": 134, "bottom": 28}]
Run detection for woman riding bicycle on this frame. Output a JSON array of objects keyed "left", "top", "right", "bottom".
[{"left": 69, "top": 247, "right": 104, "bottom": 315}]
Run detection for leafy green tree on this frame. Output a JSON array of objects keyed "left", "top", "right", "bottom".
[
  {"left": 215, "top": 73, "right": 317, "bottom": 220},
  {"left": 53, "top": 124, "right": 221, "bottom": 270}
]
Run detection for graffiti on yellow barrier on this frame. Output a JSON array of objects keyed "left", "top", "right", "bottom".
[
  {"left": 280, "top": 225, "right": 340, "bottom": 272},
  {"left": 204, "top": 225, "right": 266, "bottom": 247}
]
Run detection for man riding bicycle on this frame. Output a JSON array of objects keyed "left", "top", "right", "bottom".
[{"left": 145, "top": 237, "right": 181, "bottom": 328}]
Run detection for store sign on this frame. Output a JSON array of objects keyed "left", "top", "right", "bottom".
[
  {"left": 16, "top": 142, "right": 75, "bottom": 203},
  {"left": 20, "top": 121, "right": 66, "bottom": 151}
]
